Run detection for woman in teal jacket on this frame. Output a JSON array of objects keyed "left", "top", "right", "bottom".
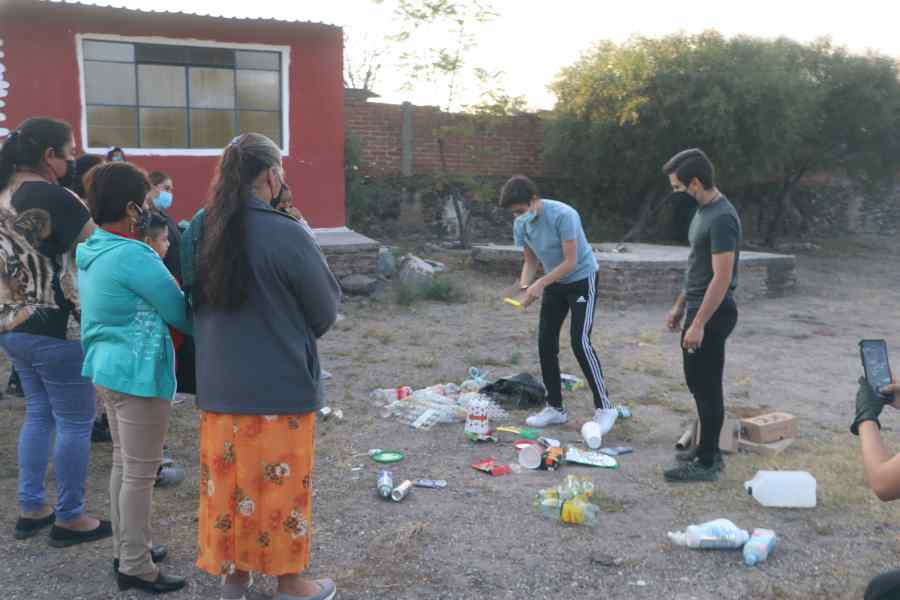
[{"left": 77, "top": 162, "right": 190, "bottom": 596}]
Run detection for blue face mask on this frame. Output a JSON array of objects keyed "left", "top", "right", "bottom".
[
  {"left": 154, "top": 190, "right": 173, "bottom": 210},
  {"left": 111, "top": 155, "right": 124, "bottom": 162},
  {"left": 515, "top": 210, "right": 537, "bottom": 226}
]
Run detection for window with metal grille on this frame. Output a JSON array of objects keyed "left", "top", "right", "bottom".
[{"left": 82, "top": 39, "right": 283, "bottom": 150}]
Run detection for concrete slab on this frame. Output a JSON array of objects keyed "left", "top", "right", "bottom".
[
  {"left": 314, "top": 227, "right": 380, "bottom": 279},
  {"left": 471, "top": 242, "right": 797, "bottom": 304}
]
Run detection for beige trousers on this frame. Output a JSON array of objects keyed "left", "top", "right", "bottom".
[{"left": 97, "top": 386, "right": 171, "bottom": 579}]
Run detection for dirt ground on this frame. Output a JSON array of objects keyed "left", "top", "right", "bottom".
[{"left": 3, "top": 234, "right": 900, "bottom": 599}]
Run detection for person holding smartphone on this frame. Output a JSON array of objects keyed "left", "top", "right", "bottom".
[{"left": 852, "top": 366, "right": 900, "bottom": 599}]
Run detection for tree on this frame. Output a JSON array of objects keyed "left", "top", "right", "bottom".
[
  {"left": 545, "top": 32, "right": 900, "bottom": 244},
  {"left": 343, "top": 32, "right": 385, "bottom": 92},
  {"left": 388, "top": 0, "right": 502, "bottom": 248}
]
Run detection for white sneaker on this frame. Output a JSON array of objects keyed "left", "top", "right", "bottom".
[
  {"left": 526, "top": 406, "right": 569, "bottom": 428},
  {"left": 593, "top": 408, "right": 618, "bottom": 434}
]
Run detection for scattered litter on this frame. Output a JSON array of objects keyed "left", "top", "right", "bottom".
[
  {"left": 464, "top": 396, "right": 496, "bottom": 442},
  {"left": 351, "top": 466, "right": 362, "bottom": 472},
  {"left": 599, "top": 446, "right": 633, "bottom": 457},
  {"left": 675, "top": 424, "right": 695, "bottom": 450},
  {"left": 589, "top": 552, "right": 623, "bottom": 567},
  {"left": 334, "top": 409, "right": 344, "bottom": 420},
  {"left": 497, "top": 426, "right": 540, "bottom": 440},
  {"left": 391, "top": 480, "right": 413, "bottom": 502},
  {"left": 561, "top": 373, "right": 584, "bottom": 391},
  {"left": 371, "top": 387, "right": 412, "bottom": 404},
  {"left": 377, "top": 471, "right": 393, "bottom": 499},
  {"left": 471, "top": 458, "right": 512, "bottom": 477},
  {"left": 581, "top": 421, "right": 603, "bottom": 449},
  {"left": 535, "top": 475, "right": 598, "bottom": 526},
  {"left": 480, "top": 373, "right": 547, "bottom": 409},
  {"left": 565, "top": 447, "right": 618, "bottom": 468},
  {"left": 542, "top": 447, "right": 564, "bottom": 471},
  {"left": 518, "top": 444, "right": 543, "bottom": 470},
  {"left": 745, "top": 470, "right": 816, "bottom": 508},
  {"left": 633, "top": 580, "right": 648, "bottom": 587},
  {"left": 503, "top": 297, "right": 524, "bottom": 310},
  {"left": 743, "top": 528, "right": 777, "bottom": 566},
  {"left": 368, "top": 448, "right": 382, "bottom": 457},
  {"left": 370, "top": 450, "right": 405, "bottom": 464},
  {"left": 668, "top": 519, "right": 749, "bottom": 549},
  {"left": 319, "top": 406, "right": 343, "bottom": 421},
  {"left": 321, "top": 369, "right": 334, "bottom": 381},
  {"left": 540, "top": 437, "right": 561, "bottom": 448},
  {"left": 616, "top": 405, "right": 632, "bottom": 419},
  {"left": 413, "top": 479, "right": 447, "bottom": 489}
]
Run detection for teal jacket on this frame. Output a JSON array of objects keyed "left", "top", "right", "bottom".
[{"left": 77, "top": 228, "right": 192, "bottom": 399}]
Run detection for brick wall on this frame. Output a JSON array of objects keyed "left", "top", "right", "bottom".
[{"left": 345, "top": 93, "right": 545, "bottom": 177}]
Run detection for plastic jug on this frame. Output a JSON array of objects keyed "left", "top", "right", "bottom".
[{"left": 744, "top": 470, "right": 816, "bottom": 508}]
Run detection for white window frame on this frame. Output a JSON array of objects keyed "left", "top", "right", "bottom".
[{"left": 75, "top": 32, "right": 291, "bottom": 156}]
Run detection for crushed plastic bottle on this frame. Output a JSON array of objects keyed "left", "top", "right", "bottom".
[
  {"left": 743, "top": 528, "right": 776, "bottom": 566},
  {"left": 667, "top": 518, "right": 749, "bottom": 549},
  {"left": 370, "top": 386, "right": 413, "bottom": 405},
  {"left": 535, "top": 476, "right": 598, "bottom": 526}
]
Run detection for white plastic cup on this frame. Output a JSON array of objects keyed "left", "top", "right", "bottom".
[
  {"left": 581, "top": 421, "right": 603, "bottom": 450},
  {"left": 518, "top": 444, "right": 543, "bottom": 469}
]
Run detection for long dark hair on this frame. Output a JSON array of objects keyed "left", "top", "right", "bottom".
[
  {"left": 197, "top": 133, "right": 281, "bottom": 309},
  {"left": 73, "top": 154, "right": 105, "bottom": 198},
  {"left": 0, "top": 117, "right": 73, "bottom": 191}
]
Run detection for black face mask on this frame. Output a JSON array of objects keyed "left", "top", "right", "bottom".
[
  {"left": 270, "top": 181, "right": 290, "bottom": 210},
  {"left": 667, "top": 191, "right": 696, "bottom": 205},
  {"left": 57, "top": 159, "right": 77, "bottom": 190}
]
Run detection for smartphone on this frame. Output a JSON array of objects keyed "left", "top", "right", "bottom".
[{"left": 860, "top": 339, "right": 892, "bottom": 397}]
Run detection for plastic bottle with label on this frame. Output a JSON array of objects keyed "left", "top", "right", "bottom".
[
  {"left": 668, "top": 518, "right": 750, "bottom": 549},
  {"left": 743, "top": 528, "right": 776, "bottom": 566}
]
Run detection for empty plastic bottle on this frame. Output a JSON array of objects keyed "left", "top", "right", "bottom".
[
  {"left": 743, "top": 528, "right": 777, "bottom": 566},
  {"left": 667, "top": 518, "right": 749, "bottom": 549},
  {"left": 536, "top": 494, "right": 599, "bottom": 526},
  {"left": 744, "top": 471, "right": 816, "bottom": 508}
]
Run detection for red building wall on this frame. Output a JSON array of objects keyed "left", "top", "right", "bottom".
[
  {"left": 345, "top": 95, "right": 545, "bottom": 177},
  {"left": 0, "top": 1, "right": 345, "bottom": 227}
]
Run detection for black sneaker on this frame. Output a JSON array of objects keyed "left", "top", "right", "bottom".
[
  {"left": 91, "top": 416, "right": 112, "bottom": 443},
  {"left": 6, "top": 375, "right": 23, "bottom": 398},
  {"left": 664, "top": 459, "right": 720, "bottom": 482},
  {"left": 14, "top": 513, "right": 55, "bottom": 540},
  {"left": 676, "top": 448, "right": 725, "bottom": 469}
]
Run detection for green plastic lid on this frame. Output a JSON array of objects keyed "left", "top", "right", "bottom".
[{"left": 371, "top": 450, "right": 405, "bottom": 464}]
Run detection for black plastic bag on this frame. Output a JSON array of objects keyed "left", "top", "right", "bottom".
[{"left": 480, "top": 373, "right": 546, "bottom": 409}]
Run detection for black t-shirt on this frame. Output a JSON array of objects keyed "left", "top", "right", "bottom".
[{"left": 7, "top": 181, "right": 90, "bottom": 339}]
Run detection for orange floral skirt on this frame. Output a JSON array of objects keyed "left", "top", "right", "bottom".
[{"left": 196, "top": 411, "right": 316, "bottom": 577}]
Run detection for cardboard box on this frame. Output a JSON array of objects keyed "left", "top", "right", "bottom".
[
  {"left": 740, "top": 412, "right": 798, "bottom": 444},
  {"left": 738, "top": 437, "right": 795, "bottom": 458},
  {"left": 693, "top": 417, "right": 738, "bottom": 453}
]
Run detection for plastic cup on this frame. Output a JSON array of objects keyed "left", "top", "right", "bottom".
[
  {"left": 581, "top": 421, "right": 603, "bottom": 450},
  {"left": 518, "top": 444, "right": 543, "bottom": 469}
]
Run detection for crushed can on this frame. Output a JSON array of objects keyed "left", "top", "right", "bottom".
[
  {"left": 391, "top": 479, "right": 413, "bottom": 502},
  {"left": 413, "top": 479, "right": 448, "bottom": 489},
  {"left": 377, "top": 470, "right": 393, "bottom": 499},
  {"left": 542, "top": 447, "right": 564, "bottom": 471}
]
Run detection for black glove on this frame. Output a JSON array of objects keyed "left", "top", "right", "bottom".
[{"left": 851, "top": 377, "right": 884, "bottom": 435}]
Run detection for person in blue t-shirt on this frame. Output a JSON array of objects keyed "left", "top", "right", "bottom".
[{"left": 500, "top": 175, "right": 617, "bottom": 433}]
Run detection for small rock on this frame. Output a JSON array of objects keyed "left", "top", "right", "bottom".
[
  {"left": 340, "top": 274, "right": 378, "bottom": 295},
  {"left": 589, "top": 552, "right": 623, "bottom": 567}
]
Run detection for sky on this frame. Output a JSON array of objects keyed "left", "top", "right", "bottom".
[{"left": 58, "top": 0, "right": 900, "bottom": 110}]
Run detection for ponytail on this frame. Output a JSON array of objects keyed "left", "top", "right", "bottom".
[
  {"left": 197, "top": 133, "right": 281, "bottom": 309},
  {"left": 0, "top": 117, "right": 73, "bottom": 192}
]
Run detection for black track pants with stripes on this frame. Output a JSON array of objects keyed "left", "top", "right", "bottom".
[{"left": 538, "top": 272, "right": 611, "bottom": 410}]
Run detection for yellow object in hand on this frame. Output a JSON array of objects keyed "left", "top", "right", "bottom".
[{"left": 503, "top": 297, "right": 523, "bottom": 309}]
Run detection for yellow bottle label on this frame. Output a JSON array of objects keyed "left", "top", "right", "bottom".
[{"left": 561, "top": 499, "right": 586, "bottom": 524}]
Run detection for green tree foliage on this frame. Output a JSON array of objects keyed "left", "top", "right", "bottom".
[{"left": 546, "top": 32, "right": 900, "bottom": 243}]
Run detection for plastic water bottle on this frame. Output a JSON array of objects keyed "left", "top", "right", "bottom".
[
  {"left": 743, "top": 528, "right": 777, "bottom": 566},
  {"left": 744, "top": 471, "right": 816, "bottom": 508},
  {"left": 535, "top": 494, "right": 600, "bottom": 526},
  {"left": 668, "top": 518, "right": 750, "bottom": 549}
]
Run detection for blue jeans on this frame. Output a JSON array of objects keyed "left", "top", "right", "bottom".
[{"left": 0, "top": 332, "right": 96, "bottom": 521}]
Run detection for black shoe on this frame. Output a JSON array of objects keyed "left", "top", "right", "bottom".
[
  {"left": 676, "top": 448, "right": 725, "bottom": 469},
  {"left": 48, "top": 520, "right": 113, "bottom": 548},
  {"left": 117, "top": 570, "right": 186, "bottom": 594},
  {"left": 91, "top": 416, "right": 112, "bottom": 443},
  {"left": 14, "top": 513, "right": 55, "bottom": 540},
  {"left": 6, "top": 379, "right": 23, "bottom": 397},
  {"left": 664, "top": 459, "right": 720, "bottom": 482},
  {"left": 113, "top": 545, "right": 168, "bottom": 572}
]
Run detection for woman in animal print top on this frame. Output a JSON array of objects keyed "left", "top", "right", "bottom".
[{"left": 0, "top": 117, "right": 110, "bottom": 547}]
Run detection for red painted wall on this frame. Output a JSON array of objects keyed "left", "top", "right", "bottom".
[{"left": 0, "top": 2, "right": 345, "bottom": 227}]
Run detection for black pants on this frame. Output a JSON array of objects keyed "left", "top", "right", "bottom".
[
  {"left": 682, "top": 296, "right": 738, "bottom": 466},
  {"left": 866, "top": 570, "right": 900, "bottom": 599},
  {"left": 539, "top": 273, "right": 610, "bottom": 410}
]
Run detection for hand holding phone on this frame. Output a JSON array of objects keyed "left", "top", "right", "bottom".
[{"left": 860, "top": 339, "right": 893, "bottom": 401}]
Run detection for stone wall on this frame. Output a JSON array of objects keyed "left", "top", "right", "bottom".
[{"left": 471, "top": 243, "right": 797, "bottom": 305}]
